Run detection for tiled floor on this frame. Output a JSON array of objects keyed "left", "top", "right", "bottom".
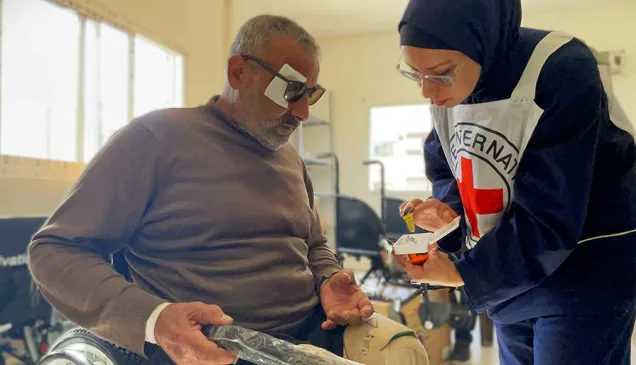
[{"left": 459, "top": 324, "right": 500, "bottom": 365}]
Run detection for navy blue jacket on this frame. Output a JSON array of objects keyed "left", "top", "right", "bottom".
[{"left": 426, "top": 28, "right": 636, "bottom": 322}]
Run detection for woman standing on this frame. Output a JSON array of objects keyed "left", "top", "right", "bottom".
[{"left": 394, "top": 0, "right": 636, "bottom": 364}]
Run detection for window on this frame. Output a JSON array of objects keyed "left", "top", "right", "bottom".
[
  {"left": 134, "top": 35, "right": 184, "bottom": 118},
  {"left": 83, "top": 20, "right": 130, "bottom": 162},
  {"left": 1, "top": 0, "right": 80, "bottom": 161},
  {"left": 0, "top": 0, "right": 185, "bottom": 162},
  {"left": 369, "top": 104, "right": 434, "bottom": 192}
]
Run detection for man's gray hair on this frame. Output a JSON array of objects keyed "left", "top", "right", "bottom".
[{"left": 229, "top": 15, "right": 320, "bottom": 58}]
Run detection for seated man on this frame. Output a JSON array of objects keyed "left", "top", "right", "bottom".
[{"left": 27, "top": 15, "right": 428, "bottom": 365}]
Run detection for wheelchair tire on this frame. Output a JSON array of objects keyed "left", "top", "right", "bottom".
[{"left": 42, "top": 328, "right": 144, "bottom": 365}]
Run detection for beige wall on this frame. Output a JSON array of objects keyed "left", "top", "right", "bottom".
[
  {"left": 314, "top": 2, "right": 636, "bottom": 214},
  {"left": 0, "top": 0, "right": 229, "bottom": 217}
]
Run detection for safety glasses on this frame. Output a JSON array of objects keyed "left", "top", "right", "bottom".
[
  {"left": 242, "top": 55, "right": 326, "bottom": 106},
  {"left": 396, "top": 54, "right": 456, "bottom": 87}
]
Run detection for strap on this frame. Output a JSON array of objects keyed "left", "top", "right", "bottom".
[
  {"left": 511, "top": 32, "right": 574, "bottom": 100},
  {"left": 343, "top": 313, "right": 416, "bottom": 363}
]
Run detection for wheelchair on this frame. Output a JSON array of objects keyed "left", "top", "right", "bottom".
[
  {"left": 1, "top": 217, "right": 64, "bottom": 365},
  {"left": 332, "top": 159, "right": 428, "bottom": 291},
  {"left": 36, "top": 328, "right": 145, "bottom": 365},
  {"left": 333, "top": 194, "right": 427, "bottom": 291}
]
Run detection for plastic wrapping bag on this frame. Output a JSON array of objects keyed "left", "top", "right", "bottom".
[{"left": 203, "top": 325, "right": 363, "bottom": 365}]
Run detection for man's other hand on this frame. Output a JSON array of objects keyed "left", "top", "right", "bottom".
[
  {"left": 320, "top": 269, "right": 374, "bottom": 330},
  {"left": 154, "top": 302, "right": 237, "bottom": 365}
]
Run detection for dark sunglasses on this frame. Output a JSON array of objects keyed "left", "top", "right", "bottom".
[{"left": 242, "top": 55, "right": 326, "bottom": 106}]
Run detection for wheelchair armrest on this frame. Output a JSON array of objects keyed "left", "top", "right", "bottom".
[
  {"left": 383, "top": 280, "right": 421, "bottom": 289},
  {"left": 0, "top": 323, "right": 12, "bottom": 335},
  {"left": 336, "top": 248, "right": 381, "bottom": 257}
]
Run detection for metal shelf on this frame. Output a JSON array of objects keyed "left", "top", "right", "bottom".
[
  {"left": 304, "top": 114, "right": 331, "bottom": 127},
  {"left": 303, "top": 157, "right": 331, "bottom": 166}
]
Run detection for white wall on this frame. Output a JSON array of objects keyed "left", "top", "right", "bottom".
[
  {"left": 315, "top": 2, "right": 636, "bottom": 214},
  {"left": 523, "top": 3, "right": 636, "bottom": 121},
  {"left": 0, "top": 0, "right": 229, "bottom": 217}
]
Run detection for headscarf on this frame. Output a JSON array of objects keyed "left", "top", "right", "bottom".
[{"left": 398, "top": 0, "right": 522, "bottom": 90}]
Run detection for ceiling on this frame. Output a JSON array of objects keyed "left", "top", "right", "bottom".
[{"left": 231, "top": 0, "right": 621, "bottom": 39}]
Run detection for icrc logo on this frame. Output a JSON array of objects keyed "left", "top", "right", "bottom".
[{"left": 449, "top": 123, "right": 522, "bottom": 244}]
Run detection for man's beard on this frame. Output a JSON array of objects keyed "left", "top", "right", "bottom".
[
  {"left": 234, "top": 92, "right": 301, "bottom": 151},
  {"left": 251, "top": 113, "right": 300, "bottom": 150}
]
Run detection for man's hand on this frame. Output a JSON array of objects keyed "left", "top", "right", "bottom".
[
  {"left": 395, "top": 243, "right": 464, "bottom": 287},
  {"left": 400, "top": 198, "right": 458, "bottom": 231},
  {"left": 154, "top": 302, "right": 237, "bottom": 365},
  {"left": 320, "top": 269, "right": 374, "bottom": 330}
]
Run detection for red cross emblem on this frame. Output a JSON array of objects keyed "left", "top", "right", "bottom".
[{"left": 456, "top": 157, "right": 504, "bottom": 238}]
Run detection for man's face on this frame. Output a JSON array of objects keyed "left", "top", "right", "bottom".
[{"left": 231, "top": 35, "right": 320, "bottom": 150}]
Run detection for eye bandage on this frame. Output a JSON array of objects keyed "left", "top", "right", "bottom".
[{"left": 264, "top": 64, "right": 307, "bottom": 108}]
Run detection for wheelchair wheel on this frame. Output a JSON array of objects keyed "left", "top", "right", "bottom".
[{"left": 39, "top": 328, "right": 144, "bottom": 365}]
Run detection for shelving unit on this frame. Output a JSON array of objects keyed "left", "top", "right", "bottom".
[
  {"left": 296, "top": 113, "right": 333, "bottom": 166},
  {"left": 298, "top": 113, "right": 337, "bottom": 247},
  {"left": 294, "top": 92, "right": 338, "bottom": 248}
]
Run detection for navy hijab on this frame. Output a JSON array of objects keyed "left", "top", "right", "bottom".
[{"left": 399, "top": 0, "right": 522, "bottom": 96}]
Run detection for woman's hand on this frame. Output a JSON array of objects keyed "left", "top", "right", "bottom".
[
  {"left": 395, "top": 243, "right": 464, "bottom": 287},
  {"left": 399, "top": 198, "right": 458, "bottom": 231}
]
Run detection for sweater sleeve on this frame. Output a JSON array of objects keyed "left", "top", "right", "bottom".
[
  {"left": 455, "top": 43, "right": 606, "bottom": 313},
  {"left": 302, "top": 164, "right": 342, "bottom": 291},
  {"left": 424, "top": 129, "right": 466, "bottom": 253},
  {"left": 28, "top": 121, "right": 166, "bottom": 355}
]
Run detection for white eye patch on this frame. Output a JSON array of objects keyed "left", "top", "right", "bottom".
[{"left": 264, "top": 64, "right": 307, "bottom": 108}]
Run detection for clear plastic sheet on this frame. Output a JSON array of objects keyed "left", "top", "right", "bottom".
[{"left": 204, "top": 325, "right": 363, "bottom": 365}]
